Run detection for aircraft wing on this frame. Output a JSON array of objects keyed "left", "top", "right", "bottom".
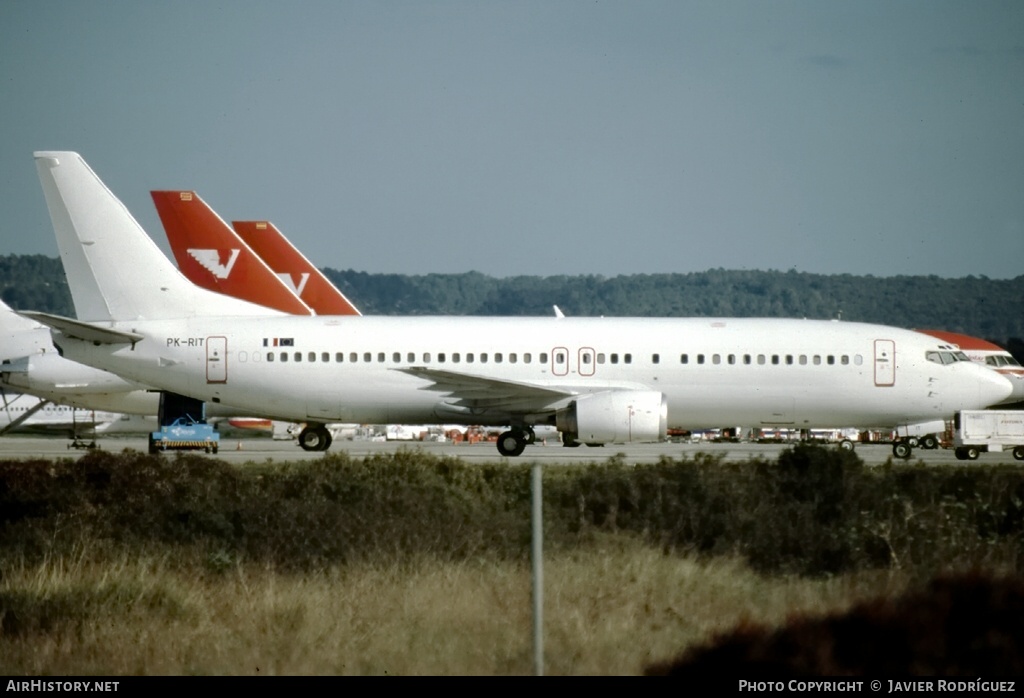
[
  {"left": 395, "top": 366, "right": 574, "bottom": 410},
  {"left": 17, "top": 312, "right": 144, "bottom": 346}
]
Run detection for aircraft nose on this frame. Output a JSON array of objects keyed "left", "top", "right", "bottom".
[
  {"left": 976, "top": 367, "right": 1014, "bottom": 408},
  {"left": 1001, "top": 372, "right": 1024, "bottom": 404}
]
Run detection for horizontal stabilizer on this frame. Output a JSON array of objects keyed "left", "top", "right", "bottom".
[{"left": 18, "top": 311, "right": 144, "bottom": 346}]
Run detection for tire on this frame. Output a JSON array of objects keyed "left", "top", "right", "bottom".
[
  {"left": 496, "top": 430, "right": 526, "bottom": 457},
  {"left": 966, "top": 446, "right": 980, "bottom": 461},
  {"left": 892, "top": 441, "right": 912, "bottom": 459},
  {"left": 299, "top": 425, "right": 331, "bottom": 452},
  {"left": 1013, "top": 446, "right": 1024, "bottom": 461},
  {"left": 838, "top": 439, "right": 855, "bottom": 452}
]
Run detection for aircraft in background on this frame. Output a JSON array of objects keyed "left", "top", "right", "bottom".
[
  {"left": 151, "top": 190, "right": 313, "bottom": 315},
  {"left": 23, "top": 152, "right": 1013, "bottom": 459},
  {"left": 0, "top": 391, "right": 155, "bottom": 437},
  {"left": 232, "top": 219, "right": 361, "bottom": 315}
]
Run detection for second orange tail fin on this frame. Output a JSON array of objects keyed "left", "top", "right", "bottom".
[{"left": 233, "top": 220, "right": 361, "bottom": 316}]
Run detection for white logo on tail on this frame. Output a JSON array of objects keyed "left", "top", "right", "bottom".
[
  {"left": 187, "top": 249, "right": 240, "bottom": 279},
  {"left": 278, "top": 272, "right": 310, "bottom": 296}
]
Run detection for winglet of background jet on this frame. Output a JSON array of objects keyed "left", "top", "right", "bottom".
[
  {"left": 232, "top": 220, "right": 362, "bottom": 316},
  {"left": 152, "top": 191, "right": 314, "bottom": 316}
]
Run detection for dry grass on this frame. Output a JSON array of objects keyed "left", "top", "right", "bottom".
[{"left": 0, "top": 539, "right": 910, "bottom": 675}]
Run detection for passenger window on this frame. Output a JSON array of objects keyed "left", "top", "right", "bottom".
[
  {"left": 267, "top": 352, "right": 275, "bottom": 362},
  {"left": 294, "top": 352, "right": 302, "bottom": 362},
  {"left": 281, "top": 352, "right": 288, "bottom": 362},
  {"left": 841, "top": 355, "right": 849, "bottom": 365},
  {"left": 712, "top": 354, "right": 721, "bottom": 365},
  {"left": 555, "top": 352, "right": 566, "bottom": 364},
  {"left": 438, "top": 353, "right": 446, "bottom": 363},
  {"left": 453, "top": 353, "right": 461, "bottom": 363},
  {"left": 680, "top": 354, "right": 688, "bottom": 364},
  {"left": 309, "top": 352, "right": 317, "bottom": 362},
  {"left": 827, "top": 355, "right": 835, "bottom": 365},
  {"left": 611, "top": 353, "right": 619, "bottom": 364},
  {"left": 480, "top": 353, "right": 488, "bottom": 363},
  {"left": 855, "top": 355, "right": 863, "bottom": 365},
  {"left": 697, "top": 354, "right": 705, "bottom": 365},
  {"left": 758, "top": 355, "right": 765, "bottom": 365},
  {"left": 813, "top": 355, "right": 821, "bottom": 365},
  {"left": 652, "top": 354, "right": 660, "bottom": 364},
  {"left": 335, "top": 352, "right": 344, "bottom": 362},
  {"left": 350, "top": 352, "right": 358, "bottom": 363},
  {"left": 800, "top": 355, "right": 808, "bottom": 365},
  {"left": 510, "top": 353, "right": 517, "bottom": 364},
  {"left": 423, "top": 352, "right": 431, "bottom": 363},
  {"left": 772, "top": 355, "right": 779, "bottom": 365},
  {"left": 495, "top": 353, "right": 503, "bottom": 363},
  {"left": 540, "top": 353, "right": 548, "bottom": 363},
  {"left": 393, "top": 352, "right": 401, "bottom": 363},
  {"left": 728, "top": 354, "right": 736, "bottom": 365},
  {"left": 582, "top": 353, "right": 592, "bottom": 364},
  {"left": 524, "top": 353, "right": 532, "bottom": 364},
  {"left": 467, "top": 353, "right": 474, "bottom": 363},
  {"left": 743, "top": 354, "right": 751, "bottom": 365},
  {"left": 624, "top": 353, "right": 632, "bottom": 364},
  {"left": 786, "top": 355, "right": 793, "bottom": 365},
  {"left": 407, "top": 352, "right": 415, "bottom": 362}
]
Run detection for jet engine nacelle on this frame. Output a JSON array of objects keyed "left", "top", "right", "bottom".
[{"left": 556, "top": 390, "right": 668, "bottom": 444}]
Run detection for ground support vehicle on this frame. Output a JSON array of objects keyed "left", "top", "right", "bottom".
[
  {"left": 952, "top": 410, "right": 1024, "bottom": 461},
  {"left": 149, "top": 415, "right": 220, "bottom": 454}
]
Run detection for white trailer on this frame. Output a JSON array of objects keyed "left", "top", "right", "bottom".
[{"left": 952, "top": 410, "right": 1024, "bottom": 461}]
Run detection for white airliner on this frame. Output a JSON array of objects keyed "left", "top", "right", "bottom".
[{"left": 23, "top": 152, "right": 1013, "bottom": 458}]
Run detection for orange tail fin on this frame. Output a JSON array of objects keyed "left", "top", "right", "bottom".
[
  {"left": 152, "top": 191, "right": 313, "bottom": 316},
  {"left": 233, "top": 220, "right": 361, "bottom": 316}
]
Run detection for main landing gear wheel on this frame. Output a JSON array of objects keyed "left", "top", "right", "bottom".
[
  {"left": 892, "top": 440, "right": 913, "bottom": 460},
  {"left": 496, "top": 429, "right": 528, "bottom": 457},
  {"left": 298, "top": 425, "right": 333, "bottom": 452},
  {"left": 1014, "top": 446, "right": 1024, "bottom": 461}
]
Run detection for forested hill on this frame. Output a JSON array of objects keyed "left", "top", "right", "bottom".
[{"left": 3, "top": 254, "right": 1022, "bottom": 358}]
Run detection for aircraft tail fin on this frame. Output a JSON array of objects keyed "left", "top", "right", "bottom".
[
  {"left": 34, "top": 152, "right": 279, "bottom": 322},
  {"left": 233, "top": 220, "right": 362, "bottom": 316},
  {"left": 152, "top": 191, "right": 314, "bottom": 316}
]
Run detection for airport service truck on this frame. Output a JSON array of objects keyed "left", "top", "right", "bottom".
[{"left": 952, "top": 410, "right": 1024, "bottom": 461}]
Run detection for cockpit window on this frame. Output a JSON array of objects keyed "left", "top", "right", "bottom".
[
  {"left": 987, "top": 355, "right": 1023, "bottom": 368},
  {"left": 926, "top": 350, "right": 967, "bottom": 365}
]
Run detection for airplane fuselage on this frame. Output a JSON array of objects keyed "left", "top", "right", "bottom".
[{"left": 50, "top": 315, "right": 1012, "bottom": 436}]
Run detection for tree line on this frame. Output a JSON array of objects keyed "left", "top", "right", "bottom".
[{"left": 3, "top": 254, "right": 1022, "bottom": 361}]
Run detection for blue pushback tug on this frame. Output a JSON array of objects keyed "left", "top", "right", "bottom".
[{"left": 148, "top": 393, "right": 220, "bottom": 454}]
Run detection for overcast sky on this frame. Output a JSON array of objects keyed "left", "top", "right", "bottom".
[{"left": 2, "top": 1, "right": 1021, "bottom": 279}]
